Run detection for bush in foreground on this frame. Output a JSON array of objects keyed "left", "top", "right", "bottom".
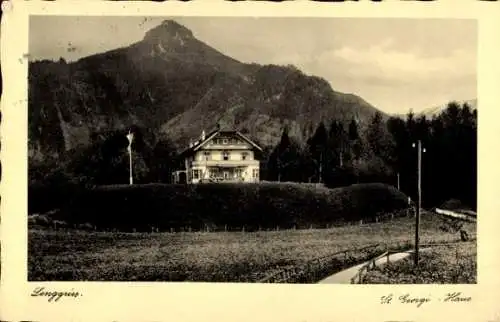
[
  {"left": 440, "top": 199, "right": 474, "bottom": 211},
  {"left": 361, "top": 241, "right": 477, "bottom": 284}
]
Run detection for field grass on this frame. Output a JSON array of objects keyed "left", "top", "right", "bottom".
[
  {"left": 28, "top": 213, "right": 476, "bottom": 282},
  {"left": 361, "top": 241, "right": 477, "bottom": 284}
]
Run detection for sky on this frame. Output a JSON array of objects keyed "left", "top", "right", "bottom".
[{"left": 30, "top": 16, "right": 477, "bottom": 114}]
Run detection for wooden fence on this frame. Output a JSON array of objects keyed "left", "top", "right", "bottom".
[
  {"left": 350, "top": 248, "right": 395, "bottom": 284},
  {"left": 258, "top": 244, "right": 382, "bottom": 283}
]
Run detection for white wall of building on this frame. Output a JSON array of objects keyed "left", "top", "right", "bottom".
[
  {"left": 181, "top": 134, "right": 261, "bottom": 184},
  {"left": 194, "top": 149, "right": 255, "bottom": 162}
]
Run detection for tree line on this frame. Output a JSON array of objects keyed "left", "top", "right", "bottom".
[{"left": 264, "top": 101, "right": 477, "bottom": 209}]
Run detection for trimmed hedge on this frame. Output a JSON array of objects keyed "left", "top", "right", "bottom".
[
  {"left": 28, "top": 182, "right": 88, "bottom": 215},
  {"left": 30, "top": 182, "right": 409, "bottom": 231}
]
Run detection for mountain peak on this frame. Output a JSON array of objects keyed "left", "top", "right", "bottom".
[
  {"left": 143, "top": 20, "right": 194, "bottom": 46},
  {"left": 29, "top": 19, "right": 384, "bottom": 160}
]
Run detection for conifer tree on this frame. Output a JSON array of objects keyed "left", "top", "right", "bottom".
[{"left": 307, "top": 122, "right": 328, "bottom": 183}]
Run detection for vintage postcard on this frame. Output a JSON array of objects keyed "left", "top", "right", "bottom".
[{"left": 1, "top": 1, "right": 500, "bottom": 321}]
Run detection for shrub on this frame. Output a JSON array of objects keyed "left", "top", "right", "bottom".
[{"left": 440, "top": 199, "right": 472, "bottom": 211}]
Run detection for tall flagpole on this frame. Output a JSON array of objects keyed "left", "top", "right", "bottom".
[{"left": 127, "top": 130, "right": 134, "bottom": 185}]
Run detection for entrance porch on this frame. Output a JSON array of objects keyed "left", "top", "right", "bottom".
[{"left": 203, "top": 166, "right": 247, "bottom": 183}]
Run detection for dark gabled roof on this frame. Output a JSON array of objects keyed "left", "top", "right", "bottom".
[{"left": 180, "top": 128, "right": 263, "bottom": 157}]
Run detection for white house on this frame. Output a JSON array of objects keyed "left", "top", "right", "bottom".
[{"left": 172, "top": 128, "right": 263, "bottom": 184}]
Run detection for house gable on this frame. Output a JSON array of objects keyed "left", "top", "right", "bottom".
[
  {"left": 181, "top": 129, "right": 263, "bottom": 157},
  {"left": 195, "top": 131, "right": 262, "bottom": 152},
  {"left": 198, "top": 132, "right": 252, "bottom": 151}
]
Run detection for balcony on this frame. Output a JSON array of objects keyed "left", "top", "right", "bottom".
[
  {"left": 203, "top": 143, "right": 251, "bottom": 150},
  {"left": 191, "top": 159, "right": 259, "bottom": 168}
]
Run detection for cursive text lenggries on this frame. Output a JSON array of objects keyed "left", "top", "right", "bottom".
[{"left": 31, "top": 287, "right": 81, "bottom": 302}]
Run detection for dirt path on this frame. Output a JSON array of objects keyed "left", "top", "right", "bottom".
[{"left": 318, "top": 248, "right": 432, "bottom": 284}]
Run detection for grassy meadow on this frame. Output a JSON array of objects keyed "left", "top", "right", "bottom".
[{"left": 28, "top": 213, "right": 476, "bottom": 282}]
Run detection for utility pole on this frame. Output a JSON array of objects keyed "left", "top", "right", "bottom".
[
  {"left": 397, "top": 172, "right": 400, "bottom": 190},
  {"left": 318, "top": 151, "right": 323, "bottom": 183},
  {"left": 412, "top": 140, "right": 425, "bottom": 267},
  {"left": 126, "top": 130, "right": 134, "bottom": 185},
  {"left": 339, "top": 136, "right": 344, "bottom": 168},
  {"left": 277, "top": 155, "right": 281, "bottom": 182}
]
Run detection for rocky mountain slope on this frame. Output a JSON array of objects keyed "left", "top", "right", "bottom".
[{"left": 28, "top": 19, "right": 385, "bottom": 164}]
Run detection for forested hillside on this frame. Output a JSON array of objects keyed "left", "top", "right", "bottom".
[
  {"left": 28, "top": 20, "right": 381, "bottom": 165},
  {"left": 28, "top": 20, "right": 477, "bottom": 209}
]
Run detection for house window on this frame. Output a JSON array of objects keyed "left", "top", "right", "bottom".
[
  {"left": 242, "top": 152, "right": 248, "bottom": 160},
  {"left": 204, "top": 151, "right": 211, "bottom": 161},
  {"left": 223, "top": 151, "right": 229, "bottom": 161},
  {"left": 193, "top": 169, "right": 200, "bottom": 179},
  {"left": 222, "top": 138, "right": 228, "bottom": 145},
  {"left": 252, "top": 169, "right": 259, "bottom": 179}
]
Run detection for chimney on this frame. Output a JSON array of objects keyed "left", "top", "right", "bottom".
[{"left": 201, "top": 130, "right": 206, "bottom": 141}]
